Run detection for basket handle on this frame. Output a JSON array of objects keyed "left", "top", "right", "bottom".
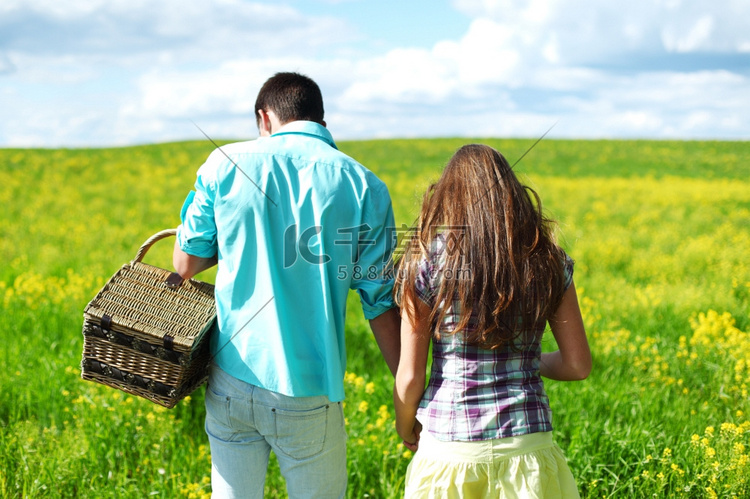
[{"left": 132, "top": 228, "right": 178, "bottom": 264}]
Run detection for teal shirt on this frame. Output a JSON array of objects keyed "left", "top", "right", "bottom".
[{"left": 177, "top": 121, "right": 396, "bottom": 401}]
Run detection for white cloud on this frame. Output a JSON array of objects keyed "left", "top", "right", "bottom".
[
  {"left": 1, "top": 0, "right": 749, "bottom": 146},
  {"left": 341, "top": 48, "right": 453, "bottom": 105},
  {"left": 438, "top": 18, "right": 522, "bottom": 85},
  {"left": 0, "top": 51, "right": 15, "bottom": 74},
  {"left": 0, "top": 0, "right": 353, "bottom": 60},
  {"left": 553, "top": 70, "right": 750, "bottom": 138},
  {"left": 662, "top": 16, "right": 715, "bottom": 53},
  {"left": 336, "top": 17, "right": 525, "bottom": 113},
  {"left": 451, "top": 0, "right": 750, "bottom": 58}
]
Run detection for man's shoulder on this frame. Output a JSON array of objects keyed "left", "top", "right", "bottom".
[
  {"left": 332, "top": 154, "right": 390, "bottom": 195},
  {"left": 190, "top": 141, "right": 257, "bottom": 187},
  {"left": 206, "top": 139, "right": 259, "bottom": 160}
]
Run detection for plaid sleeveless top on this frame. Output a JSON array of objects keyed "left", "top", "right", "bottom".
[{"left": 415, "top": 236, "right": 574, "bottom": 441}]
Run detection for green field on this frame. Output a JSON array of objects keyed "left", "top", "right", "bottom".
[{"left": 1, "top": 138, "right": 749, "bottom": 498}]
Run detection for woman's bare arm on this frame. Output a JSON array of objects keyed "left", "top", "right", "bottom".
[
  {"left": 540, "top": 282, "right": 592, "bottom": 381},
  {"left": 393, "top": 294, "right": 431, "bottom": 451}
]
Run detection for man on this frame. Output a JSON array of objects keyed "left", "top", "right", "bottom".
[{"left": 173, "top": 72, "right": 400, "bottom": 498}]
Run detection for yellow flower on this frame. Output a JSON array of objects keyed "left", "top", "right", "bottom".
[
  {"left": 365, "top": 382, "right": 375, "bottom": 394},
  {"left": 720, "top": 422, "right": 737, "bottom": 435},
  {"left": 357, "top": 401, "right": 369, "bottom": 413}
]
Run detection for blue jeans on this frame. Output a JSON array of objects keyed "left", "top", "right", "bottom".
[{"left": 205, "top": 365, "right": 347, "bottom": 498}]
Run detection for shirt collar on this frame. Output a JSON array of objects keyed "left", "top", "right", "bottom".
[{"left": 272, "top": 121, "right": 338, "bottom": 150}]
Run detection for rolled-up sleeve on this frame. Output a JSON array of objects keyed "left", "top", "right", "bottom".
[
  {"left": 177, "top": 162, "right": 218, "bottom": 258},
  {"left": 352, "top": 181, "right": 397, "bottom": 320}
]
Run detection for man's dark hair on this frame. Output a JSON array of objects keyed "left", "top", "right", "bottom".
[{"left": 255, "top": 72, "right": 325, "bottom": 126}]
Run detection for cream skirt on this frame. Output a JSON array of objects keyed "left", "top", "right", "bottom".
[{"left": 404, "top": 430, "right": 580, "bottom": 499}]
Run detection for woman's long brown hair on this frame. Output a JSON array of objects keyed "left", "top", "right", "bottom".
[{"left": 394, "top": 144, "right": 567, "bottom": 349}]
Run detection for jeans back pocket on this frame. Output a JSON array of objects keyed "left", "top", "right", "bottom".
[{"left": 272, "top": 404, "right": 329, "bottom": 459}]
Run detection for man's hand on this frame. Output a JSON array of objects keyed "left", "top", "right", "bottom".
[
  {"left": 173, "top": 241, "right": 217, "bottom": 280},
  {"left": 402, "top": 421, "right": 422, "bottom": 452}
]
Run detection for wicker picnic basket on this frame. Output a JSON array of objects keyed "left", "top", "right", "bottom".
[{"left": 81, "top": 229, "right": 216, "bottom": 408}]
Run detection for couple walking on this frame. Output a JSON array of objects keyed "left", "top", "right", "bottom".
[{"left": 174, "top": 72, "right": 591, "bottom": 498}]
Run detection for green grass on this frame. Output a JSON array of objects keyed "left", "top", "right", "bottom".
[{"left": 1, "top": 138, "right": 749, "bottom": 498}]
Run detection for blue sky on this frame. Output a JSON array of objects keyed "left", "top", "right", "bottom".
[{"left": 0, "top": 0, "right": 748, "bottom": 147}]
